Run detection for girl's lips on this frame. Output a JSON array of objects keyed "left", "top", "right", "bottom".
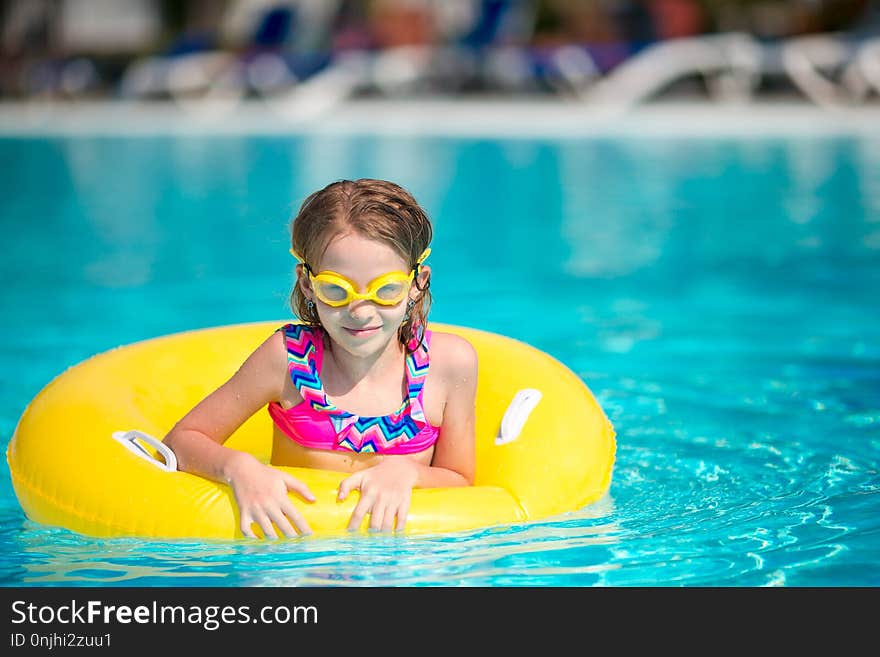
[{"left": 343, "top": 326, "right": 381, "bottom": 337}]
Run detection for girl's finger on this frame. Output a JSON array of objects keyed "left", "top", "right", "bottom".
[
  {"left": 380, "top": 500, "right": 398, "bottom": 533},
  {"left": 253, "top": 512, "right": 278, "bottom": 540},
  {"left": 266, "top": 506, "right": 298, "bottom": 539},
  {"left": 239, "top": 514, "right": 258, "bottom": 539},
  {"left": 280, "top": 498, "right": 312, "bottom": 536},
  {"left": 395, "top": 497, "right": 410, "bottom": 533},
  {"left": 373, "top": 499, "right": 398, "bottom": 532},
  {"left": 283, "top": 473, "right": 316, "bottom": 502},
  {"left": 347, "top": 493, "right": 373, "bottom": 531},
  {"left": 338, "top": 472, "right": 363, "bottom": 502},
  {"left": 369, "top": 498, "right": 389, "bottom": 532}
]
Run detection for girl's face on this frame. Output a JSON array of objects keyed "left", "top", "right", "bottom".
[{"left": 299, "top": 232, "right": 429, "bottom": 358}]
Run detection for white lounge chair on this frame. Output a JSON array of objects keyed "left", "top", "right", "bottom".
[{"left": 579, "top": 32, "right": 765, "bottom": 108}]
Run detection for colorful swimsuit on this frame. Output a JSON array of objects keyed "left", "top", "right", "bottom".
[{"left": 267, "top": 323, "right": 440, "bottom": 454}]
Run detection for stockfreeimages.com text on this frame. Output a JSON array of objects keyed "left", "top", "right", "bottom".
[{"left": 11, "top": 599, "right": 317, "bottom": 631}]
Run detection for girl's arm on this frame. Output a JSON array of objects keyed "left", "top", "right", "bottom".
[
  {"left": 163, "top": 330, "right": 315, "bottom": 537},
  {"left": 412, "top": 333, "right": 478, "bottom": 487}
]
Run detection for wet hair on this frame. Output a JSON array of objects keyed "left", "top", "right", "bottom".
[{"left": 289, "top": 178, "right": 433, "bottom": 351}]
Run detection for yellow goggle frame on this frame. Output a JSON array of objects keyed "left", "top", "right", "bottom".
[{"left": 291, "top": 247, "right": 431, "bottom": 308}]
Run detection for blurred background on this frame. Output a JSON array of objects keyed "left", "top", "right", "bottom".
[{"left": 2, "top": 0, "right": 879, "bottom": 109}]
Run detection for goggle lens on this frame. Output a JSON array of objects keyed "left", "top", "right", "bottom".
[
  {"left": 313, "top": 281, "right": 349, "bottom": 304},
  {"left": 375, "top": 281, "right": 408, "bottom": 303}
]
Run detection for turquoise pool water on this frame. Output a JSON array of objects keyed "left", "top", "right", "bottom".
[{"left": 1, "top": 131, "right": 878, "bottom": 586}]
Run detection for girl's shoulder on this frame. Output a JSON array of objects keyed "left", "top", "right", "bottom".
[
  {"left": 427, "top": 330, "right": 479, "bottom": 381},
  {"left": 225, "top": 324, "right": 292, "bottom": 403},
  {"left": 260, "top": 325, "right": 295, "bottom": 367}
]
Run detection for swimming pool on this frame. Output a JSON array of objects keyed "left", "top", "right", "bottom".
[{"left": 1, "top": 103, "right": 878, "bottom": 586}]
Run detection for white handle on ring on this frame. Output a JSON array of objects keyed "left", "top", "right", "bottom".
[
  {"left": 112, "top": 430, "right": 178, "bottom": 472},
  {"left": 495, "top": 388, "right": 543, "bottom": 445}
]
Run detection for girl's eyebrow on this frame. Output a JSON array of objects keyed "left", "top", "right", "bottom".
[{"left": 317, "top": 261, "right": 409, "bottom": 275}]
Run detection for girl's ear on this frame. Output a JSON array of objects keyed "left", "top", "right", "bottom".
[
  {"left": 413, "top": 265, "right": 431, "bottom": 296},
  {"left": 296, "top": 264, "right": 313, "bottom": 296}
]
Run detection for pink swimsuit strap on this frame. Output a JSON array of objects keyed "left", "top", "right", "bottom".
[{"left": 267, "top": 323, "right": 440, "bottom": 454}]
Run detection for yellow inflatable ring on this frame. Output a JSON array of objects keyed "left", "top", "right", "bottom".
[{"left": 7, "top": 321, "right": 616, "bottom": 539}]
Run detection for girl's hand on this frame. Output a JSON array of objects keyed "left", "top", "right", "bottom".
[
  {"left": 225, "top": 452, "right": 316, "bottom": 539},
  {"left": 337, "top": 458, "right": 419, "bottom": 533}
]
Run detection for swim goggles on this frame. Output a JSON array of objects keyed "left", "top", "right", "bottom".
[{"left": 290, "top": 247, "right": 431, "bottom": 308}]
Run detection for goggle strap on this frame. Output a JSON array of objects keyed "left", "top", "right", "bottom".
[
  {"left": 290, "top": 248, "right": 314, "bottom": 274},
  {"left": 414, "top": 247, "right": 431, "bottom": 274}
]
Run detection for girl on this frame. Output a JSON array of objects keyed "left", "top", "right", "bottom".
[{"left": 163, "top": 179, "right": 477, "bottom": 538}]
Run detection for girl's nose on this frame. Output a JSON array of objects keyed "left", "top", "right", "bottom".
[{"left": 346, "top": 298, "right": 374, "bottom": 320}]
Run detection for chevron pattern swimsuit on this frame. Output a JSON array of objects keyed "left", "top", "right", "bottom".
[{"left": 267, "top": 323, "right": 440, "bottom": 454}]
